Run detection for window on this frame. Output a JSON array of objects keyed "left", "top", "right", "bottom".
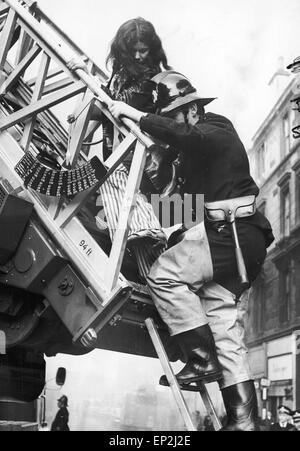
[
  {"left": 295, "top": 259, "right": 300, "bottom": 317},
  {"left": 280, "top": 186, "right": 291, "bottom": 238},
  {"left": 281, "top": 187, "right": 290, "bottom": 237},
  {"left": 278, "top": 172, "right": 291, "bottom": 238},
  {"left": 256, "top": 142, "right": 266, "bottom": 179},
  {"left": 283, "top": 112, "right": 291, "bottom": 156},
  {"left": 292, "top": 161, "right": 300, "bottom": 224},
  {"left": 279, "top": 266, "right": 291, "bottom": 323}
]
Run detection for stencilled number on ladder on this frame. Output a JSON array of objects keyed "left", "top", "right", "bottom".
[{"left": 79, "top": 240, "right": 93, "bottom": 257}]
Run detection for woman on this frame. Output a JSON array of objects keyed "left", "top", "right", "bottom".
[
  {"left": 68, "top": 18, "right": 172, "bottom": 280},
  {"left": 103, "top": 17, "right": 171, "bottom": 153}
]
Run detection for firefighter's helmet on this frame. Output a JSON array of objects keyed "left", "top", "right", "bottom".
[{"left": 151, "top": 71, "right": 216, "bottom": 114}]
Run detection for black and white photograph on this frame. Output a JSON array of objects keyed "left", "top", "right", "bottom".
[{"left": 0, "top": 0, "right": 299, "bottom": 435}]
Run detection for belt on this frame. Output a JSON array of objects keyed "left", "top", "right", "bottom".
[
  {"left": 204, "top": 195, "right": 256, "bottom": 290},
  {"left": 204, "top": 195, "right": 256, "bottom": 222}
]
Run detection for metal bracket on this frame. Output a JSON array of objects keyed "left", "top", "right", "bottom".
[{"left": 58, "top": 276, "right": 74, "bottom": 296}]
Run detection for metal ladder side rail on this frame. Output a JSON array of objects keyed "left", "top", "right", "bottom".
[
  {"left": 0, "top": 0, "right": 154, "bottom": 298},
  {"left": 54, "top": 133, "right": 138, "bottom": 225},
  {"left": 195, "top": 383, "right": 222, "bottom": 431},
  {"left": 1, "top": 1, "right": 152, "bottom": 194},
  {"left": 0, "top": 125, "right": 134, "bottom": 347},
  {"left": 0, "top": 127, "right": 121, "bottom": 298},
  {"left": 0, "top": 0, "right": 152, "bottom": 172},
  {"left": 0, "top": 0, "right": 108, "bottom": 84},
  {"left": 145, "top": 318, "right": 196, "bottom": 431},
  {"left": 0, "top": 1, "right": 160, "bottom": 345},
  {"left": 0, "top": 0, "right": 154, "bottom": 192},
  {"left": 18, "top": 0, "right": 109, "bottom": 82},
  {"left": 2, "top": 59, "right": 70, "bottom": 154},
  {"left": 0, "top": 98, "right": 136, "bottom": 304},
  {"left": 145, "top": 318, "right": 222, "bottom": 432},
  {"left": 3, "top": 0, "right": 153, "bottom": 148}
]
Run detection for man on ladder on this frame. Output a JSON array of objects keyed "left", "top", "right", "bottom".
[{"left": 109, "top": 71, "right": 274, "bottom": 431}]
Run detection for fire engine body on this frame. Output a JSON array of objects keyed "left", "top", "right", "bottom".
[{"left": 0, "top": 0, "right": 179, "bottom": 404}]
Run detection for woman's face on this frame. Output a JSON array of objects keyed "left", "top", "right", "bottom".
[{"left": 132, "top": 41, "right": 150, "bottom": 63}]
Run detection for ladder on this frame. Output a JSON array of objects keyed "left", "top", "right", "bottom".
[
  {"left": 145, "top": 318, "right": 222, "bottom": 432},
  {"left": 0, "top": 1, "right": 225, "bottom": 428},
  {"left": 0, "top": 0, "right": 158, "bottom": 347}
]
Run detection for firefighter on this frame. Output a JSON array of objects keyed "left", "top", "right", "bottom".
[{"left": 108, "top": 71, "right": 274, "bottom": 431}]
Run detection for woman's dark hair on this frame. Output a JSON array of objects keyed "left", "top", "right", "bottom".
[{"left": 106, "top": 17, "right": 171, "bottom": 77}]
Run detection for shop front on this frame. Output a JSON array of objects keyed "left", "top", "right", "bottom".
[{"left": 266, "top": 335, "right": 297, "bottom": 418}]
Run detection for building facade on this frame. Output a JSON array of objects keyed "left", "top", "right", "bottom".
[{"left": 246, "top": 72, "right": 300, "bottom": 419}]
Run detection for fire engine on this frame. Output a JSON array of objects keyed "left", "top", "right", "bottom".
[{"left": 0, "top": 0, "right": 180, "bottom": 418}]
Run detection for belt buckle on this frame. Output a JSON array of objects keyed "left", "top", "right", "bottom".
[{"left": 205, "top": 196, "right": 256, "bottom": 222}]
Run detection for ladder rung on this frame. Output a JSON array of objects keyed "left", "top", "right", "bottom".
[
  {"left": 145, "top": 317, "right": 222, "bottom": 432},
  {"left": 145, "top": 318, "right": 196, "bottom": 431},
  {"left": 196, "top": 382, "right": 222, "bottom": 431}
]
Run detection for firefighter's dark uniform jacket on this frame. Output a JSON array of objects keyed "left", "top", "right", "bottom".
[
  {"left": 140, "top": 112, "right": 274, "bottom": 293},
  {"left": 51, "top": 407, "right": 70, "bottom": 431}
]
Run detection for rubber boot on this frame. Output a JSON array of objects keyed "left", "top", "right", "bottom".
[
  {"left": 160, "top": 324, "right": 223, "bottom": 387},
  {"left": 221, "top": 380, "right": 260, "bottom": 431}
]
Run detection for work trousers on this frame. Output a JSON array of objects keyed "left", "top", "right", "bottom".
[{"left": 146, "top": 221, "right": 257, "bottom": 389}]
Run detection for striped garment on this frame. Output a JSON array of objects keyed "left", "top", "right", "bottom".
[
  {"left": 99, "top": 67, "right": 166, "bottom": 279},
  {"left": 99, "top": 166, "right": 166, "bottom": 279}
]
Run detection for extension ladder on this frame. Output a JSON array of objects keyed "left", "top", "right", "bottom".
[
  {"left": 0, "top": 1, "right": 225, "bottom": 426},
  {"left": 0, "top": 0, "right": 159, "bottom": 348},
  {"left": 145, "top": 318, "right": 222, "bottom": 432}
]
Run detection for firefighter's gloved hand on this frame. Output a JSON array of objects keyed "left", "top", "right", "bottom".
[{"left": 80, "top": 328, "right": 97, "bottom": 348}]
